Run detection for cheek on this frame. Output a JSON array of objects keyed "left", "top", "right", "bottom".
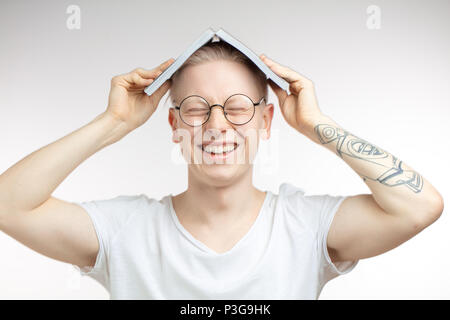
[
  {"left": 241, "top": 124, "right": 264, "bottom": 162},
  {"left": 239, "top": 122, "right": 264, "bottom": 144},
  {"left": 173, "top": 125, "right": 196, "bottom": 156}
]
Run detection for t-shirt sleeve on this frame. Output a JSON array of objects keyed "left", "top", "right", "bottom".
[
  {"left": 315, "top": 193, "right": 358, "bottom": 284},
  {"left": 70, "top": 194, "right": 144, "bottom": 289},
  {"left": 280, "top": 183, "right": 358, "bottom": 285}
]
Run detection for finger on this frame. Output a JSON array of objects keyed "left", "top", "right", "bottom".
[
  {"left": 133, "top": 67, "right": 161, "bottom": 79},
  {"left": 123, "top": 72, "right": 154, "bottom": 88},
  {"left": 132, "top": 58, "right": 175, "bottom": 79},
  {"left": 260, "top": 54, "right": 312, "bottom": 86},
  {"left": 133, "top": 77, "right": 154, "bottom": 88},
  {"left": 154, "top": 58, "right": 175, "bottom": 75}
]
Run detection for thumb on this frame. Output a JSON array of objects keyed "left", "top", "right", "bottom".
[{"left": 268, "top": 78, "right": 288, "bottom": 106}]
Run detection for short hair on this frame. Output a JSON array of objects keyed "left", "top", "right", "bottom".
[{"left": 166, "top": 41, "right": 268, "bottom": 107}]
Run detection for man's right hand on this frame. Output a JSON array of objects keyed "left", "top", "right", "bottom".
[
  {"left": 0, "top": 58, "right": 176, "bottom": 273},
  {"left": 106, "top": 58, "right": 175, "bottom": 132}
]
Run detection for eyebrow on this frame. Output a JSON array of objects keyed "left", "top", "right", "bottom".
[
  {"left": 184, "top": 93, "right": 258, "bottom": 103},
  {"left": 188, "top": 94, "right": 224, "bottom": 102}
]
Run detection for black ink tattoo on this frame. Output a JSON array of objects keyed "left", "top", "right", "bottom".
[
  {"left": 364, "top": 156, "right": 423, "bottom": 193},
  {"left": 314, "top": 124, "right": 423, "bottom": 193}
]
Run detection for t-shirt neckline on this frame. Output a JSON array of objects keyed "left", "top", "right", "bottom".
[{"left": 168, "top": 190, "right": 271, "bottom": 256}]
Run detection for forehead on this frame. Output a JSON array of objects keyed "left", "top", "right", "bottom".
[{"left": 176, "top": 60, "right": 261, "bottom": 102}]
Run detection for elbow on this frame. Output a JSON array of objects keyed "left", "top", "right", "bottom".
[
  {"left": 430, "top": 192, "right": 444, "bottom": 222},
  {"left": 0, "top": 208, "right": 5, "bottom": 231},
  {"left": 0, "top": 204, "right": 17, "bottom": 231},
  {"left": 412, "top": 192, "right": 444, "bottom": 230},
  {"left": 0, "top": 205, "right": 8, "bottom": 230}
]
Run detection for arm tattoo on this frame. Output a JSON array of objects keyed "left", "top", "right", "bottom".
[{"left": 314, "top": 124, "right": 423, "bottom": 193}]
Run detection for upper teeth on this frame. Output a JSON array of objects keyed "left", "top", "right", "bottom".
[{"left": 203, "top": 144, "right": 236, "bottom": 154}]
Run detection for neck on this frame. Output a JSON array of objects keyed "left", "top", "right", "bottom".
[{"left": 173, "top": 166, "right": 266, "bottom": 228}]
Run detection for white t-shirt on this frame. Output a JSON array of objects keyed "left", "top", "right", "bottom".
[{"left": 72, "top": 183, "right": 358, "bottom": 299}]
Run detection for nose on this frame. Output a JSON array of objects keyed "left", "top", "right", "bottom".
[{"left": 205, "top": 104, "right": 231, "bottom": 129}]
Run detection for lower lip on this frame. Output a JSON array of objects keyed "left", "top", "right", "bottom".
[{"left": 199, "top": 144, "right": 240, "bottom": 161}]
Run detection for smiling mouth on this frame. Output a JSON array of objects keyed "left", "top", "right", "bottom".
[{"left": 199, "top": 143, "right": 239, "bottom": 155}]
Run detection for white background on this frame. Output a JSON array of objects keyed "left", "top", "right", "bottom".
[{"left": 0, "top": 0, "right": 449, "bottom": 299}]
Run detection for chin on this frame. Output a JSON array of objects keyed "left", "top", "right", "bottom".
[{"left": 193, "top": 163, "right": 250, "bottom": 186}]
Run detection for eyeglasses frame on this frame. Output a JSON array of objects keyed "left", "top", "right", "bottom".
[{"left": 174, "top": 93, "right": 266, "bottom": 127}]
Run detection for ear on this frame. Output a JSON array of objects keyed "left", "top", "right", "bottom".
[
  {"left": 261, "top": 103, "right": 274, "bottom": 140},
  {"left": 168, "top": 108, "right": 181, "bottom": 143}
]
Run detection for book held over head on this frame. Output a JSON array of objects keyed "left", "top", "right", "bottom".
[{"left": 144, "top": 27, "right": 289, "bottom": 97}]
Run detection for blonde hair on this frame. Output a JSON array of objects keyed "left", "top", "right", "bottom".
[{"left": 165, "top": 41, "right": 268, "bottom": 107}]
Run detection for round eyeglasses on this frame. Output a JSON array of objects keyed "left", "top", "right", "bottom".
[{"left": 174, "top": 93, "right": 265, "bottom": 127}]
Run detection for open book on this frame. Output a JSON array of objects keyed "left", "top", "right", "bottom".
[{"left": 144, "top": 27, "right": 289, "bottom": 97}]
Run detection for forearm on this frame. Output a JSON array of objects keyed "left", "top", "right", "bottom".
[
  {"left": 305, "top": 114, "right": 443, "bottom": 220},
  {"left": 0, "top": 111, "right": 130, "bottom": 214}
]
